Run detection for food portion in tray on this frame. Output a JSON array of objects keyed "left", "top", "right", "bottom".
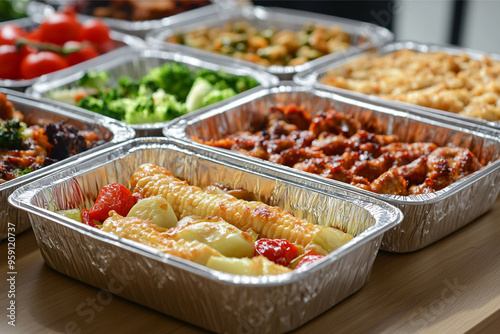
[
  {"left": 319, "top": 49, "right": 500, "bottom": 121},
  {"left": 195, "top": 103, "right": 483, "bottom": 196},
  {"left": 48, "top": 63, "right": 259, "bottom": 124},
  {"left": 0, "top": 93, "right": 104, "bottom": 184},
  {"left": 166, "top": 20, "right": 355, "bottom": 67},
  {"left": 0, "top": 8, "right": 113, "bottom": 80},
  {"left": 70, "top": 0, "right": 211, "bottom": 21},
  {"left": 58, "top": 163, "right": 353, "bottom": 275}
]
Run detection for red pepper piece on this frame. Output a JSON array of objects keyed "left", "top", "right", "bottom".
[
  {"left": 294, "top": 251, "right": 325, "bottom": 270},
  {"left": 254, "top": 238, "right": 298, "bottom": 267},
  {"left": 81, "top": 209, "right": 97, "bottom": 228},
  {"left": 89, "top": 183, "right": 136, "bottom": 222}
]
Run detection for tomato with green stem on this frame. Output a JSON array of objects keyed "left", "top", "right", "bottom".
[
  {"left": 81, "top": 19, "right": 111, "bottom": 45},
  {"left": 64, "top": 41, "right": 99, "bottom": 66},
  {"left": 0, "top": 45, "right": 21, "bottom": 79},
  {"left": 39, "top": 12, "right": 81, "bottom": 45},
  {"left": 20, "top": 51, "right": 68, "bottom": 79},
  {"left": 0, "top": 23, "right": 26, "bottom": 45}
]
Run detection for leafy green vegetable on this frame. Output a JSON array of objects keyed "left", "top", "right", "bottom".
[
  {"left": 65, "top": 62, "right": 260, "bottom": 124},
  {"left": 13, "top": 168, "right": 32, "bottom": 177},
  {"left": 78, "top": 71, "right": 111, "bottom": 91},
  {"left": 0, "top": 120, "right": 28, "bottom": 150},
  {"left": 201, "top": 88, "right": 237, "bottom": 108},
  {"left": 140, "top": 62, "right": 194, "bottom": 101},
  {"left": 185, "top": 78, "right": 214, "bottom": 112}
]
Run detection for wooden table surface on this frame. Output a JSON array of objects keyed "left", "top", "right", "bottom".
[{"left": 2, "top": 197, "right": 500, "bottom": 334}]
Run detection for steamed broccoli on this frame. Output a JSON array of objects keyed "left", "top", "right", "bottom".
[
  {"left": 234, "top": 76, "right": 259, "bottom": 93},
  {"left": 0, "top": 120, "right": 28, "bottom": 150},
  {"left": 139, "top": 62, "right": 194, "bottom": 101},
  {"left": 152, "top": 90, "right": 187, "bottom": 120},
  {"left": 123, "top": 96, "right": 158, "bottom": 124},
  {"left": 54, "top": 62, "right": 260, "bottom": 125},
  {"left": 201, "top": 88, "right": 237, "bottom": 108},
  {"left": 194, "top": 69, "right": 259, "bottom": 93},
  {"left": 118, "top": 76, "right": 140, "bottom": 98},
  {"left": 77, "top": 95, "right": 125, "bottom": 121},
  {"left": 78, "top": 71, "right": 110, "bottom": 91}
]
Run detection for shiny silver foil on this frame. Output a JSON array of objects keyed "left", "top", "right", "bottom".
[
  {"left": 27, "top": 46, "right": 279, "bottom": 137},
  {"left": 164, "top": 83, "right": 500, "bottom": 252},
  {"left": 9, "top": 137, "right": 401, "bottom": 334},
  {"left": 0, "top": 88, "right": 135, "bottom": 239},
  {"left": 294, "top": 41, "right": 500, "bottom": 130},
  {"left": 146, "top": 5, "right": 394, "bottom": 80},
  {"left": 0, "top": 17, "right": 144, "bottom": 91}
]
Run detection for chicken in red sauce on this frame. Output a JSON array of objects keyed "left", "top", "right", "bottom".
[{"left": 195, "top": 104, "right": 482, "bottom": 195}]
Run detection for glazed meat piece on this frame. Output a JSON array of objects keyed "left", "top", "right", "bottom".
[{"left": 195, "top": 104, "right": 483, "bottom": 195}]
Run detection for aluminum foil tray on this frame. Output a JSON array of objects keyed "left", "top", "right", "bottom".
[
  {"left": 294, "top": 41, "right": 500, "bottom": 130},
  {"left": 27, "top": 1, "right": 235, "bottom": 39},
  {"left": 8, "top": 137, "right": 401, "bottom": 333},
  {"left": 0, "top": 17, "right": 145, "bottom": 91},
  {"left": 163, "top": 83, "right": 500, "bottom": 252},
  {"left": 26, "top": 46, "right": 279, "bottom": 137},
  {"left": 146, "top": 5, "right": 394, "bottom": 80},
  {"left": 0, "top": 88, "right": 135, "bottom": 239}
]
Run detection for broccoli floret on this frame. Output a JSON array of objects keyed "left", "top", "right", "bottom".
[
  {"left": 123, "top": 96, "right": 167, "bottom": 124},
  {"left": 139, "top": 62, "right": 194, "bottom": 101},
  {"left": 201, "top": 88, "right": 237, "bottom": 108},
  {"left": 195, "top": 69, "right": 231, "bottom": 90},
  {"left": 195, "top": 69, "right": 259, "bottom": 93},
  {"left": 185, "top": 78, "right": 214, "bottom": 112},
  {"left": 77, "top": 96, "right": 125, "bottom": 121},
  {"left": 78, "top": 71, "right": 111, "bottom": 91},
  {"left": 234, "top": 76, "right": 259, "bottom": 93},
  {"left": 153, "top": 90, "right": 188, "bottom": 120},
  {"left": 0, "top": 120, "right": 27, "bottom": 150},
  {"left": 118, "top": 76, "right": 140, "bottom": 98}
]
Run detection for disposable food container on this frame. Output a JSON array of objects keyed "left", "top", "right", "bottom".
[
  {"left": 0, "top": 88, "right": 135, "bottom": 239},
  {"left": 0, "top": 17, "right": 144, "bottom": 91},
  {"left": 295, "top": 41, "right": 500, "bottom": 129},
  {"left": 164, "top": 83, "right": 500, "bottom": 252},
  {"left": 146, "top": 5, "right": 394, "bottom": 80},
  {"left": 9, "top": 137, "right": 402, "bottom": 334},
  {"left": 27, "top": 46, "right": 279, "bottom": 137}
]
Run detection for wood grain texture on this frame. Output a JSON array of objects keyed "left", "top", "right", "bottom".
[{"left": 2, "top": 197, "right": 500, "bottom": 334}]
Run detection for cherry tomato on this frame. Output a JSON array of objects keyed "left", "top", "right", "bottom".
[
  {"left": 64, "top": 41, "right": 99, "bottom": 66},
  {"left": 19, "top": 44, "right": 37, "bottom": 59},
  {"left": 39, "top": 12, "right": 82, "bottom": 45},
  {"left": 254, "top": 238, "right": 298, "bottom": 266},
  {"left": 294, "top": 251, "right": 325, "bottom": 270},
  {"left": 62, "top": 6, "right": 79, "bottom": 19},
  {"left": 24, "top": 28, "right": 42, "bottom": 42},
  {"left": 0, "top": 24, "right": 26, "bottom": 45},
  {"left": 20, "top": 51, "right": 68, "bottom": 80},
  {"left": 0, "top": 45, "right": 21, "bottom": 79},
  {"left": 81, "top": 209, "right": 97, "bottom": 228},
  {"left": 89, "top": 183, "right": 137, "bottom": 222},
  {"left": 81, "top": 19, "right": 111, "bottom": 45}
]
